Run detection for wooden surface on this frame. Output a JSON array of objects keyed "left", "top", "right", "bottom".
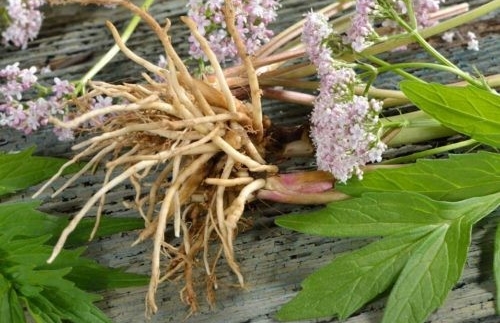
[{"left": 1, "top": 0, "right": 500, "bottom": 322}]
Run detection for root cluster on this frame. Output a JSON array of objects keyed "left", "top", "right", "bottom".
[{"left": 38, "top": 0, "right": 278, "bottom": 315}]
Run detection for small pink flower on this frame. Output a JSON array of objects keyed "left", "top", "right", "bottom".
[
  {"left": 53, "top": 116, "right": 75, "bottom": 141},
  {"left": 0, "top": 63, "right": 74, "bottom": 140},
  {"left": 344, "top": 0, "right": 377, "bottom": 52},
  {"left": 84, "top": 95, "right": 114, "bottom": 127},
  {"left": 414, "top": 0, "right": 441, "bottom": 27},
  {"left": 345, "top": 0, "right": 444, "bottom": 52},
  {"left": 51, "top": 77, "right": 74, "bottom": 98},
  {"left": 187, "top": 0, "right": 280, "bottom": 63},
  {"left": 466, "top": 31, "right": 479, "bottom": 51},
  {"left": 2, "top": 0, "right": 46, "bottom": 49},
  {"left": 441, "top": 31, "right": 455, "bottom": 43}
]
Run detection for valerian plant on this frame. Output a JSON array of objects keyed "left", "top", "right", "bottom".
[{"left": 0, "top": 148, "right": 149, "bottom": 322}]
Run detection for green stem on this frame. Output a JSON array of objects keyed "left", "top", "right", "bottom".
[
  {"left": 375, "top": 62, "right": 476, "bottom": 81},
  {"left": 403, "top": 0, "right": 418, "bottom": 30},
  {"left": 381, "top": 139, "right": 478, "bottom": 164},
  {"left": 34, "top": 83, "right": 51, "bottom": 97},
  {"left": 365, "top": 55, "right": 422, "bottom": 82},
  {"left": 381, "top": 115, "right": 442, "bottom": 129},
  {"left": 380, "top": 110, "right": 456, "bottom": 146},
  {"left": 75, "top": 0, "right": 155, "bottom": 94},
  {"left": 391, "top": 12, "right": 483, "bottom": 88},
  {"left": 362, "top": 0, "right": 500, "bottom": 59}
]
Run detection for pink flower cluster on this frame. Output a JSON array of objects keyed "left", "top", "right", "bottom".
[
  {"left": 303, "top": 12, "right": 386, "bottom": 183},
  {"left": 413, "top": 0, "right": 442, "bottom": 27},
  {"left": 441, "top": 30, "right": 480, "bottom": 51},
  {"left": 2, "top": 0, "right": 45, "bottom": 49},
  {"left": 344, "top": 0, "right": 445, "bottom": 52},
  {"left": 187, "top": 0, "right": 280, "bottom": 63},
  {"left": 0, "top": 63, "right": 75, "bottom": 140},
  {"left": 344, "top": 0, "right": 378, "bottom": 52},
  {"left": 53, "top": 95, "right": 115, "bottom": 140}
]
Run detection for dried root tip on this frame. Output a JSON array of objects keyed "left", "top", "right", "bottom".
[{"left": 205, "top": 177, "right": 254, "bottom": 186}]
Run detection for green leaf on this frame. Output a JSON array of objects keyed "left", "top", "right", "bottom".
[
  {"left": 1, "top": 238, "right": 112, "bottom": 323},
  {"left": 8, "top": 287, "right": 25, "bottom": 323},
  {"left": 0, "top": 202, "right": 148, "bottom": 322},
  {"left": 382, "top": 217, "right": 470, "bottom": 323},
  {"left": 0, "top": 201, "right": 143, "bottom": 246},
  {"left": 0, "top": 201, "right": 62, "bottom": 240},
  {"left": 495, "top": 223, "right": 500, "bottom": 314},
  {"left": 18, "top": 269, "right": 111, "bottom": 323},
  {"left": 0, "top": 147, "right": 80, "bottom": 197},
  {"left": 62, "top": 216, "right": 144, "bottom": 248},
  {"left": 37, "top": 247, "right": 149, "bottom": 291},
  {"left": 338, "top": 152, "right": 500, "bottom": 201},
  {"left": 275, "top": 228, "right": 432, "bottom": 321},
  {"left": 0, "top": 275, "right": 25, "bottom": 323},
  {"left": 383, "top": 227, "right": 448, "bottom": 323},
  {"left": 400, "top": 81, "right": 500, "bottom": 147},
  {"left": 276, "top": 191, "right": 500, "bottom": 237},
  {"left": 276, "top": 192, "right": 500, "bottom": 322}
]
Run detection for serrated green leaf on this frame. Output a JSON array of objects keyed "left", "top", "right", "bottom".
[
  {"left": 0, "top": 206, "right": 147, "bottom": 322},
  {"left": 275, "top": 191, "right": 500, "bottom": 237},
  {"left": 276, "top": 228, "right": 432, "bottom": 321},
  {"left": 276, "top": 192, "right": 500, "bottom": 322},
  {"left": 24, "top": 294, "right": 63, "bottom": 323},
  {"left": 338, "top": 152, "right": 500, "bottom": 201},
  {"left": 0, "top": 200, "right": 144, "bottom": 246},
  {"left": 24, "top": 285, "right": 111, "bottom": 323},
  {"left": 61, "top": 216, "right": 144, "bottom": 248},
  {"left": 382, "top": 218, "right": 470, "bottom": 323},
  {"left": 400, "top": 81, "right": 500, "bottom": 147},
  {"left": 65, "top": 263, "right": 149, "bottom": 291},
  {"left": 0, "top": 201, "right": 147, "bottom": 291},
  {"left": 0, "top": 275, "right": 26, "bottom": 323},
  {"left": 0, "top": 147, "right": 81, "bottom": 196},
  {"left": 0, "top": 201, "right": 63, "bottom": 240},
  {"left": 495, "top": 223, "right": 500, "bottom": 314},
  {"left": 276, "top": 192, "right": 441, "bottom": 237},
  {"left": 22, "top": 279, "right": 110, "bottom": 323},
  {"left": 8, "top": 287, "right": 25, "bottom": 323},
  {"left": 37, "top": 247, "right": 149, "bottom": 291},
  {"left": 3, "top": 252, "right": 112, "bottom": 323}
]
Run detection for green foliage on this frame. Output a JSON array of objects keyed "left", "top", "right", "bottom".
[
  {"left": 400, "top": 81, "right": 500, "bottom": 147},
  {"left": 276, "top": 151, "right": 500, "bottom": 323},
  {"left": 0, "top": 201, "right": 144, "bottom": 247},
  {"left": 275, "top": 191, "right": 497, "bottom": 237},
  {"left": 495, "top": 224, "right": 500, "bottom": 314},
  {"left": 275, "top": 228, "right": 430, "bottom": 321},
  {"left": 276, "top": 191, "right": 500, "bottom": 322},
  {"left": 0, "top": 147, "right": 80, "bottom": 196},
  {"left": 0, "top": 148, "right": 148, "bottom": 323},
  {"left": 51, "top": 216, "right": 145, "bottom": 248},
  {"left": 338, "top": 152, "right": 500, "bottom": 201},
  {"left": 0, "top": 234, "right": 111, "bottom": 323}
]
